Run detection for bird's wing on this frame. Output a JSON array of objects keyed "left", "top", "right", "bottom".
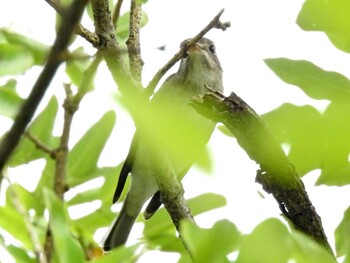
[{"left": 112, "top": 133, "right": 139, "bottom": 203}]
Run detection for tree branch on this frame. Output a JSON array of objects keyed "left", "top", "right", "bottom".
[
  {"left": 44, "top": 0, "right": 99, "bottom": 47},
  {"left": 54, "top": 84, "right": 76, "bottom": 199},
  {"left": 42, "top": 53, "right": 100, "bottom": 261},
  {"left": 91, "top": 0, "right": 142, "bottom": 95},
  {"left": 144, "top": 8, "right": 230, "bottom": 97},
  {"left": 44, "top": 84, "right": 78, "bottom": 261},
  {"left": 126, "top": 0, "right": 143, "bottom": 81},
  {"left": 24, "top": 131, "right": 56, "bottom": 159},
  {"left": 0, "top": 0, "right": 88, "bottom": 179},
  {"left": 191, "top": 90, "right": 334, "bottom": 256}
]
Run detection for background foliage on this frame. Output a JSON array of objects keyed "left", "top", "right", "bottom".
[{"left": 0, "top": 0, "right": 349, "bottom": 262}]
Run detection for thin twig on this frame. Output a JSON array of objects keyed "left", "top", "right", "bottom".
[
  {"left": 24, "top": 131, "right": 56, "bottom": 159},
  {"left": 112, "top": 0, "right": 124, "bottom": 25},
  {"left": 44, "top": 84, "right": 77, "bottom": 261},
  {"left": 42, "top": 53, "right": 100, "bottom": 261},
  {"left": 54, "top": 84, "right": 76, "bottom": 199},
  {"left": 126, "top": 0, "right": 144, "bottom": 81},
  {"left": 0, "top": 0, "right": 88, "bottom": 180},
  {"left": 144, "top": 8, "right": 230, "bottom": 96},
  {"left": 44, "top": 0, "right": 99, "bottom": 47},
  {"left": 6, "top": 179, "right": 47, "bottom": 263}
]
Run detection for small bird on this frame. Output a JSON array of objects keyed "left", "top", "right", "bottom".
[{"left": 102, "top": 38, "right": 224, "bottom": 251}]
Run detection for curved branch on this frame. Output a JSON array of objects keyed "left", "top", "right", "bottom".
[{"left": 191, "top": 90, "right": 335, "bottom": 257}]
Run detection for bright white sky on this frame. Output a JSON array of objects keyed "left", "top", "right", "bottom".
[{"left": 1, "top": 0, "right": 350, "bottom": 262}]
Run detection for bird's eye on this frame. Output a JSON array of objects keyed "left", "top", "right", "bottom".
[{"left": 209, "top": 43, "right": 216, "bottom": 54}]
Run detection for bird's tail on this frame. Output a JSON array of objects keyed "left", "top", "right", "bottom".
[{"left": 102, "top": 195, "right": 141, "bottom": 251}]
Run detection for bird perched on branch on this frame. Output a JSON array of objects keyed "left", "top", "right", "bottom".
[{"left": 102, "top": 37, "right": 224, "bottom": 251}]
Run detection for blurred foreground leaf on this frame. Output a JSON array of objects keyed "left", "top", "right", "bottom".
[
  {"left": 297, "top": 0, "right": 350, "bottom": 53},
  {"left": 181, "top": 219, "right": 240, "bottom": 263},
  {"left": 0, "top": 29, "right": 48, "bottom": 64},
  {"left": 0, "top": 80, "right": 24, "bottom": 118},
  {"left": 0, "top": 43, "right": 33, "bottom": 76},
  {"left": 90, "top": 244, "right": 139, "bottom": 263},
  {"left": 236, "top": 218, "right": 334, "bottom": 263},
  {"left": 0, "top": 205, "right": 31, "bottom": 249},
  {"left": 265, "top": 58, "right": 350, "bottom": 103},
  {"left": 335, "top": 206, "right": 350, "bottom": 259},
  {"left": 4, "top": 244, "right": 36, "bottom": 263},
  {"left": 263, "top": 103, "right": 350, "bottom": 185},
  {"left": 143, "top": 193, "right": 226, "bottom": 252}
]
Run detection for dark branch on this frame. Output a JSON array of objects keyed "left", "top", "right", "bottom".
[
  {"left": 144, "top": 8, "right": 230, "bottom": 96},
  {"left": 0, "top": 0, "right": 88, "bottom": 176},
  {"left": 192, "top": 90, "right": 335, "bottom": 257},
  {"left": 44, "top": 0, "right": 99, "bottom": 47}
]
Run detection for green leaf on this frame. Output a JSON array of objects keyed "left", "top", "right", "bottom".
[
  {"left": 89, "top": 244, "right": 139, "bottom": 263},
  {"left": 9, "top": 97, "right": 59, "bottom": 167},
  {"left": 68, "top": 166, "right": 122, "bottom": 234},
  {"left": 4, "top": 245, "right": 36, "bottom": 263},
  {"left": 73, "top": 206, "right": 115, "bottom": 235},
  {"left": 67, "top": 110, "right": 116, "bottom": 187},
  {"left": 0, "top": 43, "right": 34, "bottom": 76},
  {"left": 335, "top": 206, "right": 350, "bottom": 257},
  {"left": 291, "top": 231, "right": 336, "bottom": 263},
  {"left": 297, "top": 0, "right": 350, "bottom": 53},
  {"left": 0, "top": 206, "right": 31, "bottom": 249},
  {"left": 237, "top": 218, "right": 334, "bottom": 263},
  {"left": 217, "top": 125, "right": 234, "bottom": 137},
  {"left": 0, "top": 79, "right": 24, "bottom": 118},
  {"left": 44, "top": 189, "right": 85, "bottom": 263},
  {"left": 68, "top": 166, "right": 121, "bottom": 206},
  {"left": 189, "top": 193, "right": 226, "bottom": 216},
  {"left": 65, "top": 48, "right": 96, "bottom": 92},
  {"left": 0, "top": 29, "right": 48, "bottom": 65},
  {"left": 263, "top": 103, "right": 350, "bottom": 185},
  {"left": 236, "top": 219, "right": 290, "bottom": 263},
  {"left": 262, "top": 103, "right": 323, "bottom": 177},
  {"left": 6, "top": 184, "right": 45, "bottom": 215},
  {"left": 33, "top": 158, "right": 55, "bottom": 213},
  {"left": 317, "top": 103, "right": 350, "bottom": 185},
  {"left": 181, "top": 220, "right": 240, "bottom": 263},
  {"left": 265, "top": 58, "right": 350, "bottom": 103},
  {"left": 143, "top": 193, "right": 226, "bottom": 251}
]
